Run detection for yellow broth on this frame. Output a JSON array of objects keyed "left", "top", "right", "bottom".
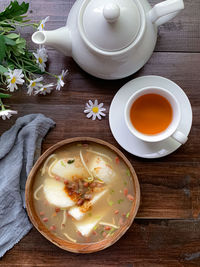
[{"left": 33, "top": 143, "right": 135, "bottom": 244}]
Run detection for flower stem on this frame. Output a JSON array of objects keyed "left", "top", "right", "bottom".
[
  {"left": 0, "top": 98, "right": 5, "bottom": 111},
  {"left": 4, "top": 19, "right": 39, "bottom": 28},
  {"left": 44, "top": 70, "right": 58, "bottom": 79}
]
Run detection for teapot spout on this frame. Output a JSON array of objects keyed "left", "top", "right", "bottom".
[{"left": 32, "top": 27, "right": 72, "bottom": 56}]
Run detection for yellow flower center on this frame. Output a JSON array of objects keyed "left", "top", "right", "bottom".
[
  {"left": 92, "top": 107, "right": 99, "bottom": 113},
  {"left": 11, "top": 77, "right": 16, "bottom": 84},
  {"left": 43, "top": 87, "right": 47, "bottom": 91},
  {"left": 38, "top": 57, "right": 43, "bottom": 64},
  {"left": 31, "top": 82, "right": 36, "bottom": 87},
  {"left": 41, "top": 23, "right": 44, "bottom": 29}
]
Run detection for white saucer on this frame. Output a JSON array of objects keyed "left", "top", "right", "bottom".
[{"left": 109, "top": 76, "right": 193, "bottom": 159}]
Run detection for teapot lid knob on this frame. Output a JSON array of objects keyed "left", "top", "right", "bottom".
[
  {"left": 103, "top": 3, "right": 120, "bottom": 23},
  {"left": 81, "top": 0, "right": 141, "bottom": 52}
]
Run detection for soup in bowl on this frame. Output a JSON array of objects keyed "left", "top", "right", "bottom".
[{"left": 25, "top": 137, "right": 140, "bottom": 253}]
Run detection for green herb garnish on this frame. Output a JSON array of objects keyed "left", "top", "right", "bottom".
[
  {"left": 67, "top": 159, "right": 75, "bottom": 164},
  {"left": 93, "top": 225, "right": 98, "bottom": 230},
  {"left": 108, "top": 200, "right": 114, "bottom": 207},
  {"left": 61, "top": 161, "right": 65, "bottom": 167},
  {"left": 126, "top": 169, "right": 131, "bottom": 177},
  {"left": 118, "top": 199, "right": 124, "bottom": 204},
  {"left": 109, "top": 189, "right": 115, "bottom": 194},
  {"left": 107, "top": 227, "right": 115, "bottom": 236},
  {"left": 124, "top": 181, "right": 127, "bottom": 186},
  {"left": 126, "top": 212, "right": 130, "bottom": 218},
  {"left": 77, "top": 144, "right": 82, "bottom": 147}
]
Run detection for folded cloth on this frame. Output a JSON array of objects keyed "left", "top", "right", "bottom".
[{"left": 0, "top": 114, "right": 55, "bottom": 258}]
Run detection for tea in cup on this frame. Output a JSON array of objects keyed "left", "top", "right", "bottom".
[{"left": 124, "top": 87, "right": 188, "bottom": 144}]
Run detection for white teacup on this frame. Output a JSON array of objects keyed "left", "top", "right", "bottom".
[{"left": 124, "top": 87, "right": 188, "bottom": 144}]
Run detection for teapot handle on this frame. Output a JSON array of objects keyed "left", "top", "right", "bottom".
[{"left": 149, "top": 0, "right": 184, "bottom": 27}]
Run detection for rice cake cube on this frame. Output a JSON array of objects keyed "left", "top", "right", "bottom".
[
  {"left": 68, "top": 188, "right": 108, "bottom": 220},
  {"left": 43, "top": 178, "right": 75, "bottom": 208},
  {"left": 89, "top": 156, "right": 115, "bottom": 183},
  {"left": 51, "top": 158, "right": 88, "bottom": 180},
  {"left": 74, "top": 212, "right": 106, "bottom": 237}
]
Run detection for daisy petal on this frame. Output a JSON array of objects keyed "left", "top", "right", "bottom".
[
  {"left": 99, "top": 111, "right": 106, "bottom": 117},
  {"left": 96, "top": 113, "right": 102, "bottom": 120},
  {"left": 87, "top": 112, "right": 93, "bottom": 118},
  {"left": 92, "top": 114, "right": 96, "bottom": 120},
  {"left": 88, "top": 100, "right": 93, "bottom": 106},
  {"left": 98, "top": 103, "right": 104, "bottom": 108}
]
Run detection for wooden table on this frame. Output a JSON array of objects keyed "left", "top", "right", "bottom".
[{"left": 1, "top": 0, "right": 200, "bottom": 266}]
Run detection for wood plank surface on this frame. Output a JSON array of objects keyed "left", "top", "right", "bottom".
[
  {"left": 1, "top": 0, "right": 200, "bottom": 265},
  {"left": 1, "top": 220, "right": 200, "bottom": 266},
  {"left": 1, "top": 51, "right": 200, "bottom": 220}
]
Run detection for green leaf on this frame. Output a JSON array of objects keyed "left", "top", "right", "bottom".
[
  {"left": 0, "top": 93, "right": 11, "bottom": 98},
  {"left": 4, "top": 36, "right": 16, "bottom": 46},
  {"left": 15, "top": 37, "right": 26, "bottom": 53},
  {"left": 0, "top": 1, "right": 29, "bottom": 22},
  {"left": 6, "top": 33, "right": 19, "bottom": 39},
  {"left": 0, "top": 35, "right": 6, "bottom": 61},
  {"left": 7, "top": 61, "right": 15, "bottom": 69},
  {"left": 8, "top": 37, "right": 26, "bottom": 56},
  {"left": 0, "top": 65, "right": 8, "bottom": 73},
  {"left": 0, "top": 26, "right": 15, "bottom": 33}
]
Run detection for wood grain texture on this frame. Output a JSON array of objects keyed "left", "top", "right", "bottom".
[
  {"left": 1, "top": 51, "right": 200, "bottom": 220},
  {"left": 0, "top": 0, "right": 200, "bottom": 265},
  {"left": 1, "top": 220, "right": 200, "bottom": 266}
]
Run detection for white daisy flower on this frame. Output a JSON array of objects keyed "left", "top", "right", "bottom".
[
  {"left": 34, "top": 83, "right": 54, "bottom": 95},
  {"left": 4, "top": 69, "right": 24, "bottom": 92},
  {"left": 56, "top": 69, "right": 68, "bottom": 91},
  {"left": 0, "top": 109, "right": 17, "bottom": 120},
  {"left": 33, "top": 46, "right": 48, "bottom": 72},
  {"left": 84, "top": 100, "right": 106, "bottom": 120},
  {"left": 38, "top": 16, "right": 49, "bottom": 31},
  {"left": 27, "top": 77, "right": 44, "bottom": 95}
]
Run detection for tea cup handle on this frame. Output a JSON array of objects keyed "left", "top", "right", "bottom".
[{"left": 171, "top": 130, "right": 188, "bottom": 144}]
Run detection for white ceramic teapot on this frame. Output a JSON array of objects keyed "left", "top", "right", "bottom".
[{"left": 32, "top": 0, "right": 184, "bottom": 80}]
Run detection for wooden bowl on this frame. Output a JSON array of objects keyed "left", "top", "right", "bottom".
[{"left": 25, "top": 137, "right": 140, "bottom": 253}]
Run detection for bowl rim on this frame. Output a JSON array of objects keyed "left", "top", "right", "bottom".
[{"left": 25, "top": 137, "right": 140, "bottom": 253}]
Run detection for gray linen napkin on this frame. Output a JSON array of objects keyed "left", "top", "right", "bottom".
[{"left": 0, "top": 114, "right": 55, "bottom": 257}]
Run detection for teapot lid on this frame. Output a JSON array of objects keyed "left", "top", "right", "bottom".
[{"left": 79, "top": 0, "right": 142, "bottom": 52}]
